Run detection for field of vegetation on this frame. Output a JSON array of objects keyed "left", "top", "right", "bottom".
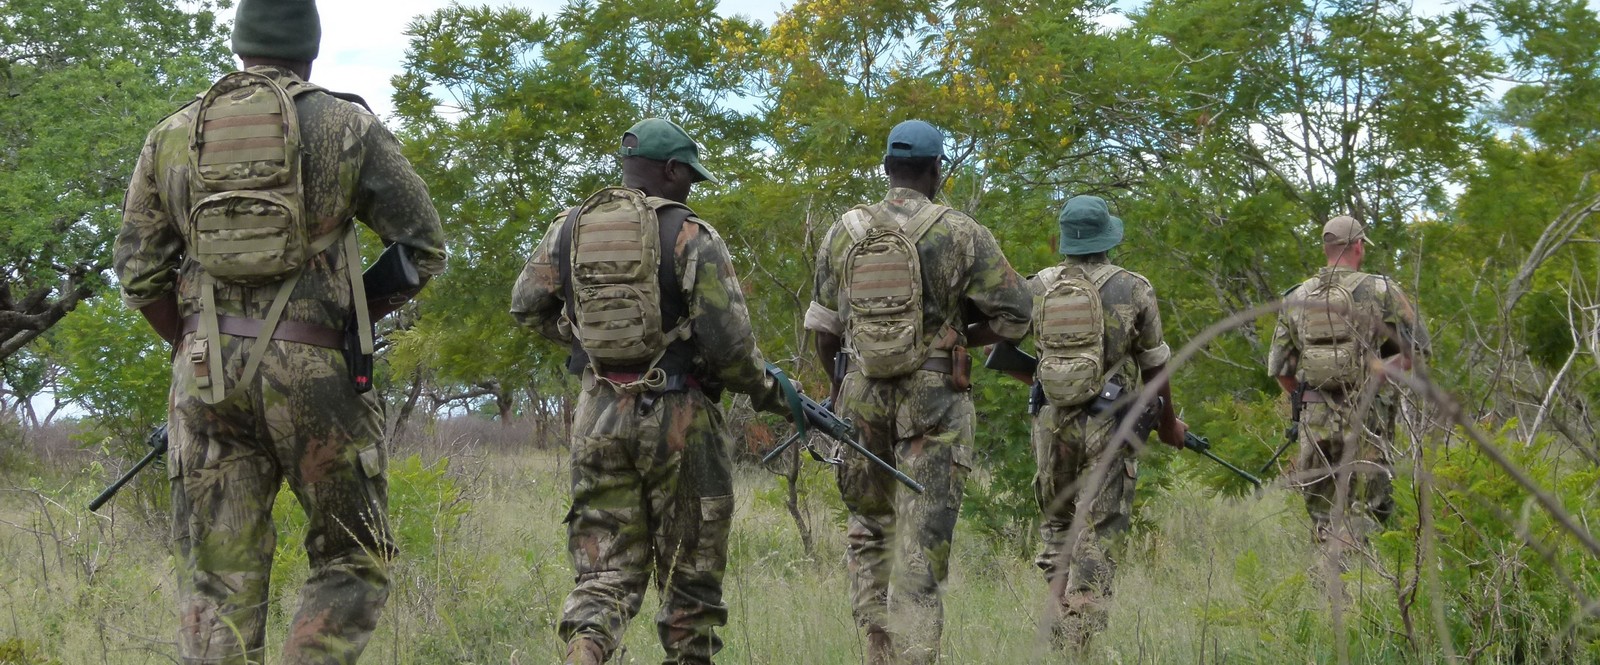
[
  {"left": 3, "top": 0, "right": 1600, "bottom": 662},
  {"left": 3, "top": 416, "right": 1524, "bottom": 665}
]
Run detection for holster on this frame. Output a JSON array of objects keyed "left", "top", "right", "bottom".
[
  {"left": 344, "top": 317, "right": 374, "bottom": 394},
  {"left": 948, "top": 346, "right": 971, "bottom": 392}
]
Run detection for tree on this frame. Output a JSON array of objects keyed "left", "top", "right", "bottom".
[{"left": 0, "top": 0, "right": 230, "bottom": 362}]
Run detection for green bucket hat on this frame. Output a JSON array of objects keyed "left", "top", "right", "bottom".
[
  {"left": 1057, "top": 195, "right": 1124, "bottom": 255},
  {"left": 621, "top": 118, "right": 716, "bottom": 183},
  {"left": 232, "top": 0, "right": 322, "bottom": 62}
]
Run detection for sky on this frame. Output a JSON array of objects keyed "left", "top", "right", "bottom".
[
  {"left": 217, "top": 0, "right": 792, "bottom": 119},
  {"left": 218, "top": 0, "right": 1503, "bottom": 121}
]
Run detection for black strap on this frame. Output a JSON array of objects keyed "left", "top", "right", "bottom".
[{"left": 555, "top": 200, "right": 695, "bottom": 375}]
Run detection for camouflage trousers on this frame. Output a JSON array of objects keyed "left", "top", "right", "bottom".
[
  {"left": 1031, "top": 405, "right": 1137, "bottom": 648},
  {"left": 169, "top": 335, "right": 392, "bottom": 665},
  {"left": 1295, "top": 399, "right": 1396, "bottom": 546},
  {"left": 558, "top": 379, "right": 735, "bottom": 664},
  {"left": 833, "top": 370, "right": 972, "bottom": 665}
]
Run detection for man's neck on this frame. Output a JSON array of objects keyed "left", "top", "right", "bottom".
[
  {"left": 886, "top": 180, "right": 934, "bottom": 199},
  {"left": 1325, "top": 258, "right": 1361, "bottom": 271}
]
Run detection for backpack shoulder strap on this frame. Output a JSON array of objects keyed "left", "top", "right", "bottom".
[
  {"left": 841, "top": 206, "right": 873, "bottom": 242},
  {"left": 901, "top": 202, "right": 949, "bottom": 242},
  {"left": 1087, "top": 264, "right": 1126, "bottom": 289},
  {"left": 650, "top": 200, "right": 693, "bottom": 329}
]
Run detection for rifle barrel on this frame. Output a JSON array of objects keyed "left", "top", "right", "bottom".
[{"left": 88, "top": 446, "right": 164, "bottom": 512}]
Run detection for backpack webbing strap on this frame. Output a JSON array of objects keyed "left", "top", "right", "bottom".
[
  {"left": 196, "top": 273, "right": 226, "bottom": 404},
  {"left": 193, "top": 223, "right": 352, "bottom": 404},
  {"left": 841, "top": 207, "right": 871, "bottom": 242},
  {"left": 900, "top": 202, "right": 948, "bottom": 242},
  {"left": 345, "top": 228, "right": 374, "bottom": 357}
]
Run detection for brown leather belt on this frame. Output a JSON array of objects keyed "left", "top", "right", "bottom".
[
  {"left": 181, "top": 314, "right": 345, "bottom": 350},
  {"left": 845, "top": 356, "right": 953, "bottom": 375}
]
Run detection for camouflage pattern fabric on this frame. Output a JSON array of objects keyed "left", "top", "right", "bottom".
[
  {"left": 1030, "top": 406, "right": 1136, "bottom": 648},
  {"left": 807, "top": 187, "right": 1031, "bottom": 663},
  {"left": 831, "top": 370, "right": 973, "bottom": 664},
  {"left": 559, "top": 385, "right": 734, "bottom": 664},
  {"left": 1267, "top": 268, "right": 1429, "bottom": 543},
  {"left": 1025, "top": 256, "right": 1169, "bottom": 649},
  {"left": 512, "top": 201, "right": 787, "bottom": 663},
  {"left": 116, "top": 65, "right": 447, "bottom": 664}
]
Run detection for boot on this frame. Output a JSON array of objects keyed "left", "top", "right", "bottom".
[
  {"left": 866, "top": 625, "right": 894, "bottom": 665},
  {"left": 564, "top": 637, "right": 605, "bottom": 665}
]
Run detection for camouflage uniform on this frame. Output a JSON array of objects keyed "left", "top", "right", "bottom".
[
  {"left": 511, "top": 204, "right": 786, "bottom": 664},
  {"left": 115, "top": 66, "right": 447, "bottom": 665},
  {"left": 1267, "top": 267, "right": 1429, "bottom": 543},
  {"left": 1026, "top": 256, "right": 1170, "bottom": 645},
  {"left": 807, "top": 187, "right": 1031, "bottom": 663}
]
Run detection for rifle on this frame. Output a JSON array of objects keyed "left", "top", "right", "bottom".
[
  {"left": 1183, "top": 432, "right": 1264, "bottom": 489},
  {"left": 1258, "top": 384, "right": 1304, "bottom": 475},
  {"left": 88, "top": 425, "right": 169, "bottom": 512},
  {"left": 762, "top": 363, "right": 925, "bottom": 494},
  {"left": 984, "top": 342, "right": 1047, "bottom": 414}
]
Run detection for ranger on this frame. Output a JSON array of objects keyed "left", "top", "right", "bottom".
[
  {"left": 1267, "top": 215, "right": 1429, "bottom": 566},
  {"left": 805, "top": 120, "right": 1032, "bottom": 664},
  {"left": 511, "top": 118, "right": 792, "bottom": 665},
  {"left": 113, "top": 0, "right": 448, "bottom": 662},
  {"left": 1022, "top": 195, "right": 1186, "bottom": 650}
]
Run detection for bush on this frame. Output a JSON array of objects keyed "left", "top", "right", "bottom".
[
  {"left": 269, "top": 453, "right": 470, "bottom": 606},
  {"left": 1369, "top": 424, "right": 1600, "bottom": 661}
]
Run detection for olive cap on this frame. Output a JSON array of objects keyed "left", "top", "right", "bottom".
[{"left": 620, "top": 118, "right": 715, "bottom": 184}]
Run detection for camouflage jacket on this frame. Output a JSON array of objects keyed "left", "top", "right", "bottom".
[
  {"left": 509, "top": 198, "right": 785, "bottom": 413},
  {"left": 806, "top": 187, "right": 1032, "bottom": 351},
  {"left": 115, "top": 66, "right": 448, "bottom": 330},
  {"left": 1028, "top": 256, "right": 1171, "bottom": 382},
  {"left": 1267, "top": 267, "right": 1430, "bottom": 379}
]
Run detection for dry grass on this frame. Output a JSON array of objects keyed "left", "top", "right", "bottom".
[{"left": 0, "top": 421, "right": 1440, "bottom": 664}]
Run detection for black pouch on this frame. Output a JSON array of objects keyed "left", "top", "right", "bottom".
[
  {"left": 362, "top": 243, "right": 423, "bottom": 308},
  {"left": 345, "top": 320, "right": 374, "bottom": 394},
  {"left": 1087, "top": 377, "right": 1125, "bottom": 417}
]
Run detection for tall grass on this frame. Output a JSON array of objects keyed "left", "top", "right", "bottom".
[{"left": 0, "top": 418, "right": 1575, "bottom": 663}]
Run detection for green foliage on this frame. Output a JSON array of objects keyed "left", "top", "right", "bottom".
[
  {"left": 42, "top": 297, "right": 170, "bottom": 446},
  {"left": 269, "top": 454, "right": 470, "bottom": 606},
  {"left": 0, "top": 0, "right": 229, "bottom": 360},
  {"left": 1372, "top": 425, "right": 1600, "bottom": 660},
  {"left": 0, "top": 638, "right": 59, "bottom": 665}
]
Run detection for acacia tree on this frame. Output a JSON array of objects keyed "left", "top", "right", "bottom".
[
  {"left": 389, "top": 0, "right": 768, "bottom": 428},
  {"left": 0, "top": 0, "right": 229, "bottom": 363}
]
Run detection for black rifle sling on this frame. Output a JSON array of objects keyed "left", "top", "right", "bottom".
[{"left": 555, "top": 201, "right": 694, "bottom": 375}]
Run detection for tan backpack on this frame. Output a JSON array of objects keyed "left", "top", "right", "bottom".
[
  {"left": 1291, "top": 270, "right": 1372, "bottom": 391},
  {"left": 556, "top": 187, "right": 693, "bottom": 384},
  {"left": 840, "top": 202, "right": 949, "bottom": 378},
  {"left": 184, "top": 70, "right": 371, "bottom": 404},
  {"left": 1034, "top": 263, "right": 1123, "bottom": 407}
]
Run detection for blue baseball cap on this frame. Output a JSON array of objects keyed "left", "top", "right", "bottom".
[{"left": 884, "top": 120, "right": 945, "bottom": 159}]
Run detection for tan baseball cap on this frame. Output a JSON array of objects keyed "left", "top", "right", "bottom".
[{"left": 1322, "top": 215, "right": 1372, "bottom": 246}]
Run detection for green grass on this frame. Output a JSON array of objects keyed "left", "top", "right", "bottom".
[{"left": 0, "top": 445, "right": 1466, "bottom": 664}]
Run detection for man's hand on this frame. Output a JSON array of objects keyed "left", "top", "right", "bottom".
[{"left": 1158, "top": 417, "right": 1188, "bottom": 449}]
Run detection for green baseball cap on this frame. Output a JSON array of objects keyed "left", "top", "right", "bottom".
[
  {"left": 1057, "top": 195, "right": 1124, "bottom": 255},
  {"left": 232, "top": 0, "right": 322, "bottom": 62},
  {"left": 885, "top": 120, "right": 946, "bottom": 159},
  {"left": 620, "top": 118, "right": 716, "bottom": 184}
]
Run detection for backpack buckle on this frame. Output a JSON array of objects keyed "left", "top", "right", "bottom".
[{"left": 189, "top": 338, "right": 212, "bottom": 389}]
